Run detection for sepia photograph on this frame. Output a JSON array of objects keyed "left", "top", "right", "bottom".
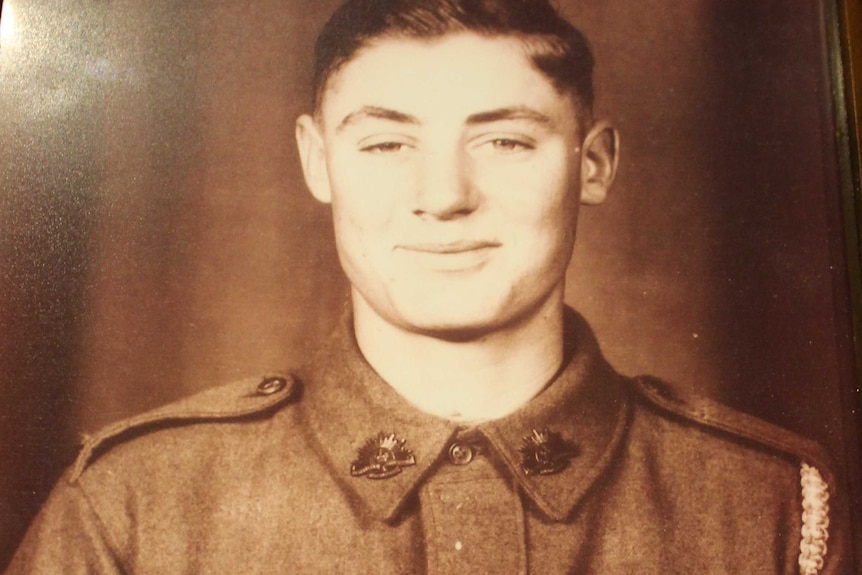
[{"left": 1, "top": 0, "right": 861, "bottom": 572}]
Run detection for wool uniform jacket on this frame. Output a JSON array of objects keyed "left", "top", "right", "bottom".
[{"left": 7, "top": 310, "right": 850, "bottom": 574}]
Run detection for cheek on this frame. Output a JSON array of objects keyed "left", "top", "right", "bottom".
[
  {"left": 328, "top": 154, "right": 407, "bottom": 235},
  {"left": 477, "top": 157, "right": 578, "bottom": 239}
]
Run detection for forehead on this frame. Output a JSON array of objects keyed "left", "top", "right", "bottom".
[{"left": 319, "top": 33, "right": 579, "bottom": 128}]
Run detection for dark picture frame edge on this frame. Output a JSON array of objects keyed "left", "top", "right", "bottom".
[{"left": 827, "top": 0, "right": 862, "bottom": 569}]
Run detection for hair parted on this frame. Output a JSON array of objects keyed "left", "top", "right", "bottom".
[{"left": 311, "top": 0, "right": 595, "bottom": 114}]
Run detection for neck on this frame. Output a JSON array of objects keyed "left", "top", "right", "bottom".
[{"left": 353, "top": 293, "right": 565, "bottom": 423}]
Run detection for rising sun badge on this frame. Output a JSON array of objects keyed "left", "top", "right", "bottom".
[
  {"left": 519, "top": 428, "right": 577, "bottom": 476},
  {"left": 350, "top": 432, "right": 417, "bottom": 479}
]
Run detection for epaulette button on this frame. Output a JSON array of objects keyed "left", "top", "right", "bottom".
[
  {"left": 257, "top": 376, "right": 287, "bottom": 396},
  {"left": 640, "top": 376, "right": 679, "bottom": 403}
]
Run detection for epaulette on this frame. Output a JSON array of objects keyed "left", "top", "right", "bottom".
[
  {"left": 633, "top": 375, "right": 835, "bottom": 575},
  {"left": 69, "top": 373, "right": 299, "bottom": 483},
  {"left": 631, "top": 375, "right": 831, "bottom": 469}
]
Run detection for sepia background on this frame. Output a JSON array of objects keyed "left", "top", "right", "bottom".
[{"left": 1, "top": 0, "right": 860, "bottom": 568}]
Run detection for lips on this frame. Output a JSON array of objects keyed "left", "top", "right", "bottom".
[
  {"left": 397, "top": 240, "right": 501, "bottom": 253},
  {"left": 395, "top": 240, "right": 501, "bottom": 271}
]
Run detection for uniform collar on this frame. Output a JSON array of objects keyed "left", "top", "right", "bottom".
[{"left": 298, "top": 308, "right": 631, "bottom": 523}]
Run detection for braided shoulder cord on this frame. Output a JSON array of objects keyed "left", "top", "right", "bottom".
[{"left": 798, "top": 463, "right": 830, "bottom": 575}]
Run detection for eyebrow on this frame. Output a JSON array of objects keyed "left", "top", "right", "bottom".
[
  {"left": 336, "top": 106, "right": 420, "bottom": 133},
  {"left": 335, "top": 105, "right": 554, "bottom": 134},
  {"left": 466, "top": 106, "right": 553, "bottom": 127}
]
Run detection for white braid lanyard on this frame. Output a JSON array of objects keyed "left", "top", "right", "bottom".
[{"left": 798, "top": 463, "right": 830, "bottom": 575}]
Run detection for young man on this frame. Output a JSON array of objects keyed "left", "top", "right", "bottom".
[{"left": 7, "top": 0, "right": 849, "bottom": 573}]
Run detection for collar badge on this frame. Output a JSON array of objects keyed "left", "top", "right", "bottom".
[
  {"left": 519, "top": 428, "right": 577, "bottom": 476},
  {"left": 351, "top": 432, "right": 417, "bottom": 480}
]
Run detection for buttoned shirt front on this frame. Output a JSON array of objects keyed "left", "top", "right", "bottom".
[{"left": 6, "top": 310, "right": 850, "bottom": 574}]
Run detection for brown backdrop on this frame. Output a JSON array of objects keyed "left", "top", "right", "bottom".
[{"left": 1, "top": 0, "right": 860, "bottom": 568}]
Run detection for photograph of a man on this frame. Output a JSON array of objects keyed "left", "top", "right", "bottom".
[{"left": 6, "top": 0, "right": 850, "bottom": 573}]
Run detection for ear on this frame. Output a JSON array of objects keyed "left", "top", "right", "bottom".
[
  {"left": 579, "top": 121, "right": 619, "bottom": 205},
  {"left": 295, "top": 114, "right": 333, "bottom": 204}
]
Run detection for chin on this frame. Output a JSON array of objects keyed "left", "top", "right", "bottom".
[
  {"left": 404, "top": 319, "right": 501, "bottom": 343},
  {"left": 387, "top": 299, "right": 520, "bottom": 342}
]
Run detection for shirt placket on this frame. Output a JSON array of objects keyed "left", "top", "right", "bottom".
[{"left": 418, "top": 432, "right": 528, "bottom": 575}]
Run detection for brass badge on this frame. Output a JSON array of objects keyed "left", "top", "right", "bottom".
[
  {"left": 519, "top": 428, "right": 577, "bottom": 476},
  {"left": 350, "top": 432, "right": 417, "bottom": 479}
]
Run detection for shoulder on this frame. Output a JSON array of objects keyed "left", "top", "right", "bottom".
[
  {"left": 69, "top": 373, "right": 300, "bottom": 483},
  {"left": 627, "top": 375, "right": 837, "bottom": 575},
  {"left": 628, "top": 374, "right": 833, "bottom": 474}
]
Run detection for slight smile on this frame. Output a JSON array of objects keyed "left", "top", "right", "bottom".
[{"left": 395, "top": 240, "right": 501, "bottom": 271}]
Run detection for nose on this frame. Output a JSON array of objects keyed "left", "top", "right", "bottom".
[{"left": 411, "top": 148, "right": 477, "bottom": 220}]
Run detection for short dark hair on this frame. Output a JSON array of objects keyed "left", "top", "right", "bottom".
[{"left": 311, "top": 0, "right": 595, "bottom": 115}]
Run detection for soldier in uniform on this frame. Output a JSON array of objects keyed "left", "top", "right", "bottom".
[{"left": 7, "top": 0, "right": 851, "bottom": 573}]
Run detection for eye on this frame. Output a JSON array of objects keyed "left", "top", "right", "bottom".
[
  {"left": 471, "top": 134, "right": 537, "bottom": 156},
  {"left": 490, "top": 138, "right": 534, "bottom": 152},
  {"left": 359, "top": 141, "right": 408, "bottom": 154}
]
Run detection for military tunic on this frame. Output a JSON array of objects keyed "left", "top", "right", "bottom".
[{"left": 6, "top": 310, "right": 849, "bottom": 574}]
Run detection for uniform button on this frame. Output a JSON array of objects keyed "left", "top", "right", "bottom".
[
  {"left": 448, "top": 442, "right": 474, "bottom": 465},
  {"left": 257, "top": 376, "right": 286, "bottom": 396}
]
